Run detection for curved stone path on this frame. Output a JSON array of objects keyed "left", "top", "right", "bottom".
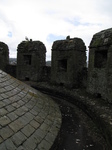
[{"left": 0, "top": 70, "right": 62, "bottom": 150}]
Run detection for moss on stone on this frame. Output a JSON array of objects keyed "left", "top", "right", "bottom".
[{"left": 91, "top": 39, "right": 103, "bottom": 47}]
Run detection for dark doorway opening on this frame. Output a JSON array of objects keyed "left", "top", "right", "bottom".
[
  {"left": 94, "top": 50, "right": 107, "bottom": 68},
  {"left": 58, "top": 59, "right": 67, "bottom": 72},
  {"left": 25, "top": 77, "right": 30, "bottom": 81},
  {"left": 24, "top": 55, "right": 32, "bottom": 65}
]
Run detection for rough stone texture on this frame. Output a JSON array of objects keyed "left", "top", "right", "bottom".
[
  {"left": 0, "top": 70, "right": 61, "bottom": 149},
  {"left": 17, "top": 40, "right": 46, "bottom": 81},
  {"left": 51, "top": 37, "right": 87, "bottom": 88},
  {"left": 6, "top": 64, "right": 17, "bottom": 78},
  {"left": 0, "top": 42, "right": 9, "bottom": 71},
  {"left": 32, "top": 82, "right": 112, "bottom": 149},
  {"left": 42, "top": 66, "right": 51, "bottom": 82},
  {"left": 87, "top": 28, "right": 112, "bottom": 103}
]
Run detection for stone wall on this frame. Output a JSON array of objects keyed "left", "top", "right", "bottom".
[
  {"left": 6, "top": 64, "right": 17, "bottom": 78},
  {"left": 87, "top": 28, "right": 112, "bottom": 103},
  {"left": 1, "top": 28, "right": 112, "bottom": 103},
  {"left": 0, "top": 42, "right": 9, "bottom": 71},
  {"left": 51, "top": 37, "right": 87, "bottom": 88},
  {"left": 17, "top": 40, "right": 46, "bottom": 81},
  {"left": 42, "top": 66, "right": 51, "bottom": 82}
]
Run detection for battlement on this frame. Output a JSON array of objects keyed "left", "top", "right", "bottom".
[{"left": 0, "top": 28, "right": 112, "bottom": 102}]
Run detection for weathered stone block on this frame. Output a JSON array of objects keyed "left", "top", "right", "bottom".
[
  {"left": 51, "top": 37, "right": 87, "bottom": 88},
  {"left": 17, "top": 40, "right": 46, "bottom": 81},
  {"left": 87, "top": 28, "right": 112, "bottom": 103},
  {"left": 0, "top": 42, "right": 9, "bottom": 71}
]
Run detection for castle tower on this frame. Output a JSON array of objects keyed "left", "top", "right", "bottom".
[
  {"left": 51, "top": 37, "right": 87, "bottom": 88},
  {"left": 17, "top": 39, "right": 46, "bottom": 81},
  {"left": 0, "top": 42, "right": 9, "bottom": 71},
  {"left": 87, "top": 28, "right": 112, "bottom": 103}
]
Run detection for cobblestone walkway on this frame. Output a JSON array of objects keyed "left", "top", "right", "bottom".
[{"left": 0, "top": 70, "right": 62, "bottom": 150}]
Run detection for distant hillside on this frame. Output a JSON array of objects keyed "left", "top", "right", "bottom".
[
  {"left": 46, "top": 61, "right": 51, "bottom": 66},
  {"left": 9, "top": 58, "right": 17, "bottom": 65},
  {"left": 9, "top": 58, "right": 51, "bottom": 66}
]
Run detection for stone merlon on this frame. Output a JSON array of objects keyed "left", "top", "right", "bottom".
[
  {"left": 0, "top": 42, "right": 9, "bottom": 54},
  {"left": 0, "top": 42, "right": 9, "bottom": 71},
  {"left": 87, "top": 28, "right": 112, "bottom": 103},
  {"left": 89, "top": 28, "right": 112, "bottom": 48},
  {"left": 17, "top": 40, "right": 46, "bottom": 53},
  {"left": 17, "top": 40, "right": 46, "bottom": 81},
  {"left": 51, "top": 37, "right": 87, "bottom": 88},
  {"left": 52, "top": 37, "right": 86, "bottom": 51}
]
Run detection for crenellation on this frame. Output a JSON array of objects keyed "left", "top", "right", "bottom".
[
  {"left": 1, "top": 28, "right": 112, "bottom": 103},
  {"left": 0, "top": 28, "right": 112, "bottom": 149}
]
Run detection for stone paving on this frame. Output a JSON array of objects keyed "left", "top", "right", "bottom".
[{"left": 0, "top": 70, "right": 62, "bottom": 150}]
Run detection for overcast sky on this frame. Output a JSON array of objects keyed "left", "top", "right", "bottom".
[{"left": 0, "top": 0, "right": 112, "bottom": 60}]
